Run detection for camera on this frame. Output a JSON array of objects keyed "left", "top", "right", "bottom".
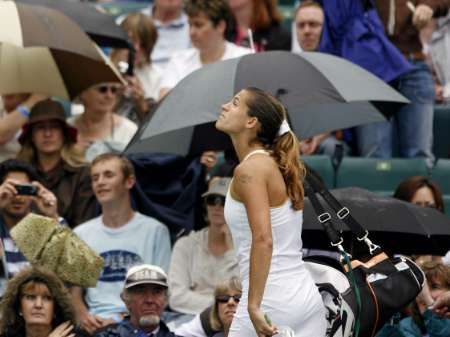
[{"left": 15, "top": 184, "right": 38, "bottom": 196}]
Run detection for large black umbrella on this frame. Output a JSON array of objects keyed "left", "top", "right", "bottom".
[
  {"left": 126, "top": 51, "right": 408, "bottom": 156},
  {"left": 17, "top": 0, "right": 130, "bottom": 49},
  {"left": 302, "top": 187, "right": 450, "bottom": 255}
]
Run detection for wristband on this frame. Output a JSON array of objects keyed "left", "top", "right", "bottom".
[{"left": 17, "top": 105, "right": 30, "bottom": 119}]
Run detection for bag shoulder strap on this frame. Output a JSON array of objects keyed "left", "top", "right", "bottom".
[
  {"left": 305, "top": 169, "right": 381, "bottom": 255},
  {"left": 303, "top": 178, "right": 343, "bottom": 248}
]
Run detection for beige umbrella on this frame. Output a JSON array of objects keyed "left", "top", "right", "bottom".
[{"left": 0, "top": 1, "right": 124, "bottom": 100}]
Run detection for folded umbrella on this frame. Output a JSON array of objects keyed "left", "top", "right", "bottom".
[
  {"left": 125, "top": 51, "right": 408, "bottom": 156},
  {"left": 0, "top": 1, "right": 124, "bottom": 100},
  {"left": 302, "top": 187, "right": 450, "bottom": 255},
  {"left": 11, "top": 213, "right": 104, "bottom": 288}
]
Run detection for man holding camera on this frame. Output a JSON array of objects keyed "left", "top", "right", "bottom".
[{"left": 0, "top": 159, "right": 60, "bottom": 284}]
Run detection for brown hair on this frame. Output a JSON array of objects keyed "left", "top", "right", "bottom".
[
  {"left": 91, "top": 153, "right": 135, "bottom": 180},
  {"left": 393, "top": 176, "right": 445, "bottom": 213},
  {"left": 0, "top": 267, "right": 75, "bottom": 337},
  {"left": 17, "top": 126, "right": 86, "bottom": 169},
  {"left": 210, "top": 276, "right": 242, "bottom": 331},
  {"left": 244, "top": 87, "right": 305, "bottom": 210},
  {"left": 121, "top": 12, "right": 158, "bottom": 64},
  {"left": 184, "top": 0, "right": 233, "bottom": 28},
  {"left": 421, "top": 261, "right": 450, "bottom": 290},
  {"left": 294, "top": 0, "right": 323, "bottom": 17},
  {"left": 250, "top": 0, "right": 283, "bottom": 31}
]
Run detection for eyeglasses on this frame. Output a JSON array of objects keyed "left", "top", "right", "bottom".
[
  {"left": 216, "top": 295, "right": 241, "bottom": 303},
  {"left": 205, "top": 195, "right": 226, "bottom": 207},
  {"left": 96, "top": 85, "right": 120, "bottom": 94}
]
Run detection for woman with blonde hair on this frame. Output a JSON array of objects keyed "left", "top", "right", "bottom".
[
  {"left": 175, "top": 276, "right": 242, "bottom": 337},
  {"left": 0, "top": 266, "right": 79, "bottom": 337},
  {"left": 17, "top": 99, "right": 97, "bottom": 228},
  {"left": 215, "top": 87, "right": 326, "bottom": 336},
  {"left": 111, "top": 12, "right": 161, "bottom": 124}
]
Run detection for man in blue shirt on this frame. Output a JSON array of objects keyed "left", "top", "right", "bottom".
[
  {"left": 141, "top": 0, "right": 190, "bottom": 69},
  {"left": 71, "top": 153, "right": 171, "bottom": 334}
]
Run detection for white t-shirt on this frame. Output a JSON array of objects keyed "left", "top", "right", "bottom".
[
  {"left": 74, "top": 212, "right": 172, "bottom": 318},
  {"left": 443, "top": 250, "right": 450, "bottom": 265},
  {"left": 135, "top": 63, "right": 162, "bottom": 101},
  {"left": 67, "top": 114, "right": 137, "bottom": 161},
  {"left": 161, "top": 42, "right": 252, "bottom": 90}
]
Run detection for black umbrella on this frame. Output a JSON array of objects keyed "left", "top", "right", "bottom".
[
  {"left": 302, "top": 187, "right": 450, "bottom": 255},
  {"left": 17, "top": 0, "right": 130, "bottom": 49},
  {"left": 126, "top": 51, "right": 408, "bottom": 156}
]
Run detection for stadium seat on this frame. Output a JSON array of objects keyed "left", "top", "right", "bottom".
[
  {"left": 336, "top": 157, "right": 429, "bottom": 193},
  {"left": 443, "top": 195, "right": 450, "bottom": 215},
  {"left": 433, "top": 104, "right": 450, "bottom": 159},
  {"left": 279, "top": 0, "right": 298, "bottom": 5},
  {"left": 279, "top": 4, "right": 296, "bottom": 30},
  {"left": 301, "top": 155, "right": 334, "bottom": 188},
  {"left": 431, "top": 159, "right": 450, "bottom": 194}
]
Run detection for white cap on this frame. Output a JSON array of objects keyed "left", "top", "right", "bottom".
[{"left": 124, "top": 264, "right": 168, "bottom": 289}]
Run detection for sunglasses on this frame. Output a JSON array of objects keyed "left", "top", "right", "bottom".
[
  {"left": 216, "top": 295, "right": 241, "bottom": 303},
  {"left": 96, "top": 85, "right": 120, "bottom": 94},
  {"left": 205, "top": 195, "right": 226, "bottom": 207}
]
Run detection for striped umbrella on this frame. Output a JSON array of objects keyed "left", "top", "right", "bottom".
[{"left": 0, "top": 1, "right": 123, "bottom": 100}]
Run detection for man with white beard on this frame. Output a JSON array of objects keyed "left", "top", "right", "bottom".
[{"left": 94, "top": 264, "right": 180, "bottom": 337}]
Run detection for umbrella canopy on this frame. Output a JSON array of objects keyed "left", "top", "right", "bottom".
[
  {"left": 17, "top": 0, "right": 130, "bottom": 49},
  {"left": 302, "top": 187, "right": 450, "bottom": 255},
  {"left": 126, "top": 51, "right": 408, "bottom": 156},
  {"left": 0, "top": 1, "right": 124, "bottom": 99}
]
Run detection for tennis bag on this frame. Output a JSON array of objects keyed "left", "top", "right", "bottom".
[{"left": 304, "top": 173, "right": 425, "bottom": 337}]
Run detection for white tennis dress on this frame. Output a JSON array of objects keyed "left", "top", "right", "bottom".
[{"left": 225, "top": 150, "right": 327, "bottom": 337}]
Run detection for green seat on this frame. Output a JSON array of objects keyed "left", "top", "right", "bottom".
[
  {"left": 336, "top": 157, "right": 429, "bottom": 192},
  {"left": 208, "top": 151, "right": 226, "bottom": 178},
  {"left": 443, "top": 195, "right": 450, "bottom": 215},
  {"left": 433, "top": 104, "right": 450, "bottom": 159},
  {"left": 279, "top": 0, "right": 298, "bottom": 5},
  {"left": 431, "top": 159, "right": 450, "bottom": 194},
  {"left": 279, "top": 5, "right": 296, "bottom": 30},
  {"left": 301, "top": 155, "right": 334, "bottom": 188}
]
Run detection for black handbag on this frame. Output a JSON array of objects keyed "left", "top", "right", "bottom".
[{"left": 304, "top": 172, "right": 425, "bottom": 337}]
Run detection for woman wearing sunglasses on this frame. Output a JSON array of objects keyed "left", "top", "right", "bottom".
[
  {"left": 175, "top": 276, "right": 242, "bottom": 337},
  {"left": 68, "top": 83, "right": 138, "bottom": 161},
  {"left": 168, "top": 177, "right": 240, "bottom": 317}
]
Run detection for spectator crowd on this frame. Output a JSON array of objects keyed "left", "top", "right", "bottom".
[{"left": 0, "top": 0, "right": 450, "bottom": 337}]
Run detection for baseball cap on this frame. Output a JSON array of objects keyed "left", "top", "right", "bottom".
[
  {"left": 202, "top": 177, "right": 231, "bottom": 198},
  {"left": 124, "top": 264, "right": 168, "bottom": 289}
]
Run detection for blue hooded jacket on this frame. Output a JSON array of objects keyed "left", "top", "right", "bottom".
[{"left": 318, "top": 0, "right": 412, "bottom": 83}]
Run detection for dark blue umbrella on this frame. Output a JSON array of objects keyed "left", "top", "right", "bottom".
[{"left": 318, "top": 0, "right": 412, "bottom": 83}]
